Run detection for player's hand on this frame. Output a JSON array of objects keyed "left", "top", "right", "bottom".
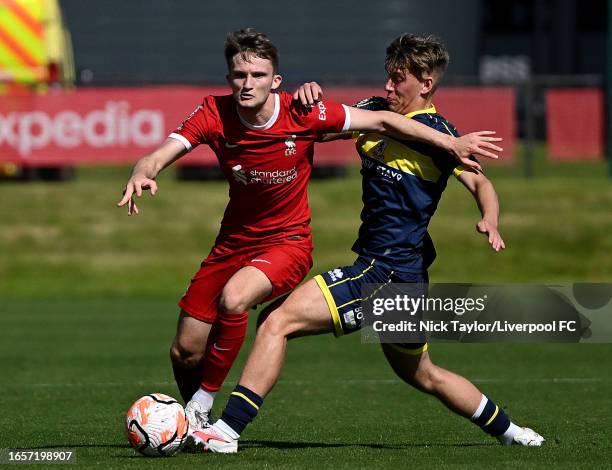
[
  {"left": 293, "top": 81, "right": 323, "bottom": 107},
  {"left": 117, "top": 175, "right": 158, "bottom": 216},
  {"left": 452, "top": 131, "right": 503, "bottom": 172},
  {"left": 477, "top": 219, "right": 506, "bottom": 252}
]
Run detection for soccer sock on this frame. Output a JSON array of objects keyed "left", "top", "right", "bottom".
[
  {"left": 172, "top": 362, "right": 202, "bottom": 403},
  {"left": 471, "top": 394, "right": 515, "bottom": 440},
  {"left": 200, "top": 311, "right": 249, "bottom": 392},
  {"left": 191, "top": 387, "right": 217, "bottom": 411},
  {"left": 218, "top": 385, "right": 263, "bottom": 438}
]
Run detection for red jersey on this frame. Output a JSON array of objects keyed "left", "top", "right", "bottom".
[{"left": 169, "top": 91, "right": 350, "bottom": 245}]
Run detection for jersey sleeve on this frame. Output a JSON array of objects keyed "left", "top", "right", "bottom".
[
  {"left": 412, "top": 114, "right": 479, "bottom": 177},
  {"left": 168, "top": 96, "right": 216, "bottom": 152},
  {"left": 352, "top": 96, "right": 389, "bottom": 111},
  {"left": 435, "top": 119, "right": 476, "bottom": 177},
  {"left": 297, "top": 99, "right": 351, "bottom": 135},
  {"left": 350, "top": 96, "right": 389, "bottom": 139}
]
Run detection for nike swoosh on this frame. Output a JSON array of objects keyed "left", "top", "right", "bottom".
[
  {"left": 193, "top": 430, "right": 230, "bottom": 444},
  {"left": 225, "top": 142, "right": 239, "bottom": 148},
  {"left": 213, "top": 343, "right": 231, "bottom": 351}
]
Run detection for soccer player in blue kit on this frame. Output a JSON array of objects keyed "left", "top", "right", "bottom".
[{"left": 196, "top": 33, "right": 544, "bottom": 452}]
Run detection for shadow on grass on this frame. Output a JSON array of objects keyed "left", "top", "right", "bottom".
[
  {"left": 10, "top": 444, "right": 130, "bottom": 450},
  {"left": 241, "top": 440, "right": 495, "bottom": 450}
]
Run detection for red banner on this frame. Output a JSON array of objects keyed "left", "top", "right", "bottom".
[
  {"left": 0, "top": 86, "right": 224, "bottom": 166},
  {"left": 546, "top": 88, "right": 604, "bottom": 161},
  {"left": 0, "top": 86, "right": 516, "bottom": 166}
]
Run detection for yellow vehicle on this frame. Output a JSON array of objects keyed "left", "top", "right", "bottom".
[{"left": 0, "top": 0, "right": 74, "bottom": 88}]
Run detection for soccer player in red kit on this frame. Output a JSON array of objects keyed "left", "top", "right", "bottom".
[{"left": 117, "top": 29, "right": 502, "bottom": 441}]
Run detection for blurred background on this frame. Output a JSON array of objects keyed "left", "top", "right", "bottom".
[
  {"left": 0, "top": 0, "right": 610, "bottom": 178},
  {"left": 0, "top": 1, "right": 611, "bottom": 466}
]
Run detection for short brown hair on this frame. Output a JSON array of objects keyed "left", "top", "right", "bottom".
[
  {"left": 385, "top": 34, "right": 449, "bottom": 90},
  {"left": 224, "top": 28, "right": 279, "bottom": 72}
]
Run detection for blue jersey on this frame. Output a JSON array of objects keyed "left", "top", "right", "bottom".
[{"left": 351, "top": 97, "right": 469, "bottom": 273}]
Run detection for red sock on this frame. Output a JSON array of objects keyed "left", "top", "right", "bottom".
[{"left": 200, "top": 311, "right": 249, "bottom": 392}]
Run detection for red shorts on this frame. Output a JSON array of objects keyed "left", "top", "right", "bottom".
[{"left": 178, "top": 237, "right": 313, "bottom": 323}]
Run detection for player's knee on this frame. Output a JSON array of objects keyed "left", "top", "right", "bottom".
[
  {"left": 169, "top": 341, "right": 203, "bottom": 369},
  {"left": 258, "top": 307, "right": 294, "bottom": 339},
  {"left": 411, "top": 363, "right": 445, "bottom": 394},
  {"left": 219, "top": 287, "right": 250, "bottom": 315}
]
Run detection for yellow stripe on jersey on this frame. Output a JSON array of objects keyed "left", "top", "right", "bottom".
[
  {"left": 453, "top": 165, "right": 470, "bottom": 178},
  {"left": 406, "top": 105, "right": 437, "bottom": 118},
  {"left": 231, "top": 392, "right": 260, "bottom": 410},
  {"left": 314, "top": 275, "right": 344, "bottom": 337},
  {"left": 440, "top": 121, "right": 454, "bottom": 136},
  {"left": 356, "top": 104, "right": 469, "bottom": 183},
  {"left": 358, "top": 134, "right": 442, "bottom": 182}
]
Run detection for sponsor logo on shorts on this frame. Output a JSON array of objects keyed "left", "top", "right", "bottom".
[
  {"left": 343, "top": 310, "right": 356, "bottom": 328},
  {"left": 343, "top": 306, "right": 363, "bottom": 330},
  {"left": 328, "top": 268, "right": 344, "bottom": 282},
  {"left": 250, "top": 259, "right": 271, "bottom": 264},
  {"left": 213, "top": 343, "right": 231, "bottom": 351}
]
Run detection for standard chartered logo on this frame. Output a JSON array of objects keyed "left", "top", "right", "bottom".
[
  {"left": 0, "top": 101, "right": 164, "bottom": 156},
  {"left": 250, "top": 167, "right": 297, "bottom": 184}
]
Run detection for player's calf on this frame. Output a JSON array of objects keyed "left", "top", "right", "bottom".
[
  {"left": 383, "top": 345, "right": 544, "bottom": 446},
  {"left": 171, "top": 311, "right": 213, "bottom": 401}
]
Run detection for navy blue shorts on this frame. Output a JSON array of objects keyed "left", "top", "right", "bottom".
[{"left": 314, "top": 256, "right": 429, "bottom": 353}]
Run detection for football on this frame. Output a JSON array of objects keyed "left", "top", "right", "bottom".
[{"left": 125, "top": 393, "right": 189, "bottom": 457}]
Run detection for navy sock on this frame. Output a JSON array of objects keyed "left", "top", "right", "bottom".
[
  {"left": 472, "top": 396, "right": 511, "bottom": 437},
  {"left": 220, "top": 385, "right": 264, "bottom": 436}
]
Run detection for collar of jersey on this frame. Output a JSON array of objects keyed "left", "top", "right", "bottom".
[
  {"left": 238, "top": 93, "right": 280, "bottom": 130},
  {"left": 405, "top": 104, "right": 436, "bottom": 119}
]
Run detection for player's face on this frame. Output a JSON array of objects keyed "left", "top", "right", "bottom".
[
  {"left": 226, "top": 54, "right": 282, "bottom": 109},
  {"left": 384, "top": 69, "right": 433, "bottom": 115}
]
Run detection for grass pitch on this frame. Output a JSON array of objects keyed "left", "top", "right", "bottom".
[
  {"left": 0, "top": 161, "right": 611, "bottom": 468},
  {"left": 1, "top": 300, "right": 610, "bottom": 469}
]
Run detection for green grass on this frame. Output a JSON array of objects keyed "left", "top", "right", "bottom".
[
  {"left": 0, "top": 300, "right": 610, "bottom": 468},
  {"left": 1, "top": 160, "right": 611, "bottom": 299},
  {"left": 0, "top": 162, "right": 611, "bottom": 468}
]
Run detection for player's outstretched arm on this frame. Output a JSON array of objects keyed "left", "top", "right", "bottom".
[
  {"left": 292, "top": 82, "right": 352, "bottom": 142},
  {"left": 348, "top": 107, "right": 502, "bottom": 171},
  {"left": 117, "top": 138, "right": 188, "bottom": 216},
  {"left": 292, "top": 82, "right": 503, "bottom": 169},
  {"left": 457, "top": 171, "right": 506, "bottom": 252}
]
